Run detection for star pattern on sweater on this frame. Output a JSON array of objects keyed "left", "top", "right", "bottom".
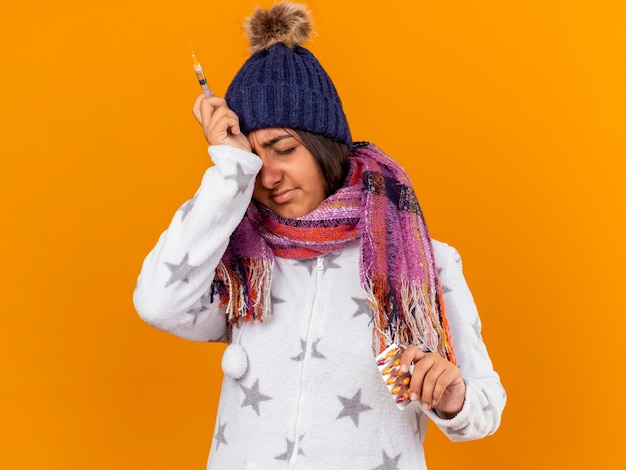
[
  {"left": 224, "top": 162, "right": 252, "bottom": 195},
  {"left": 323, "top": 252, "right": 342, "bottom": 269},
  {"left": 240, "top": 379, "right": 272, "bottom": 416},
  {"left": 165, "top": 253, "right": 194, "bottom": 287},
  {"left": 414, "top": 410, "right": 423, "bottom": 440},
  {"left": 179, "top": 195, "right": 197, "bottom": 221},
  {"left": 481, "top": 389, "right": 494, "bottom": 413},
  {"left": 271, "top": 293, "right": 286, "bottom": 305},
  {"left": 274, "top": 437, "right": 305, "bottom": 460},
  {"left": 351, "top": 296, "right": 372, "bottom": 318},
  {"left": 445, "top": 422, "right": 470, "bottom": 436},
  {"left": 472, "top": 317, "right": 482, "bottom": 341},
  {"left": 310, "top": 338, "right": 326, "bottom": 359},
  {"left": 291, "top": 338, "right": 326, "bottom": 361},
  {"left": 291, "top": 340, "right": 307, "bottom": 361},
  {"left": 186, "top": 303, "right": 208, "bottom": 326},
  {"left": 336, "top": 389, "right": 372, "bottom": 427},
  {"left": 371, "top": 450, "right": 402, "bottom": 470},
  {"left": 214, "top": 421, "right": 227, "bottom": 451},
  {"left": 436, "top": 264, "right": 452, "bottom": 294},
  {"left": 186, "top": 291, "right": 212, "bottom": 326},
  {"left": 303, "top": 259, "right": 316, "bottom": 275}
]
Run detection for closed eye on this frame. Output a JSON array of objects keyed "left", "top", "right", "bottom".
[{"left": 274, "top": 146, "right": 297, "bottom": 155}]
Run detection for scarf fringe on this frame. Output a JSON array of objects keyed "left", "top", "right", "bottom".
[
  {"left": 366, "top": 276, "right": 455, "bottom": 362},
  {"left": 217, "top": 259, "right": 274, "bottom": 326}
]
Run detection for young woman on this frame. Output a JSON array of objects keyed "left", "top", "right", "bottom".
[{"left": 134, "top": 3, "right": 505, "bottom": 469}]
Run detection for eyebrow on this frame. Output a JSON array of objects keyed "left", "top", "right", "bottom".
[{"left": 261, "top": 134, "right": 295, "bottom": 149}]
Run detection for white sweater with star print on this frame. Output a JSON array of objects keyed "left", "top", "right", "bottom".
[{"left": 134, "top": 145, "right": 506, "bottom": 470}]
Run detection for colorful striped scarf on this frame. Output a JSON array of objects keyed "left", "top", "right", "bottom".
[{"left": 212, "top": 142, "right": 455, "bottom": 362}]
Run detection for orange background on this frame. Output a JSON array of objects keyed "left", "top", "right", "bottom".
[{"left": 1, "top": 0, "right": 625, "bottom": 468}]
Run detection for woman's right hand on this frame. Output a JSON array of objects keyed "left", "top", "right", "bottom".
[{"left": 192, "top": 94, "right": 251, "bottom": 152}]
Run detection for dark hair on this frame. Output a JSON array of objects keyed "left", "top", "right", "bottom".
[{"left": 292, "top": 129, "right": 350, "bottom": 196}]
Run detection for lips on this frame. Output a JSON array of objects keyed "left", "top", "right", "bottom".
[{"left": 271, "top": 188, "right": 296, "bottom": 204}]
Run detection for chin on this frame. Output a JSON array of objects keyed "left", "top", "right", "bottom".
[
  {"left": 254, "top": 198, "right": 312, "bottom": 219},
  {"left": 276, "top": 209, "right": 301, "bottom": 219},
  {"left": 276, "top": 205, "right": 311, "bottom": 219}
]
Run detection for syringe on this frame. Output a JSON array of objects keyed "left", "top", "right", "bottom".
[{"left": 190, "top": 44, "right": 214, "bottom": 97}]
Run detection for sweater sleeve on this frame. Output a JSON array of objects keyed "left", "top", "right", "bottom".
[
  {"left": 424, "top": 240, "right": 507, "bottom": 441},
  {"left": 133, "top": 145, "right": 262, "bottom": 342}
]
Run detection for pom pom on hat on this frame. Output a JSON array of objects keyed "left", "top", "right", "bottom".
[
  {"left": 245, "top": 2, "right": 313, "bottom": 52},
  {"left": 225, "top": 1, "right": 351, "bottom": 145}
]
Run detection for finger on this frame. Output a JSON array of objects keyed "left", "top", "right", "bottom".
[
  {"left": 193, "top": 94, "right": 225, "bottom": 124},
  {"left": 225, "top": 113, "right": 242, "bottom": 136},
  {"left": 399, "top": 346, "right": 425, "bottom": 374},
  {"left": 431, "top": 368, "right": 463, "bottom": 407},
  {"left": 196, "top": 96, "right": 227, "bottom": 126},
  {"left": 407, "top": 354, "right": 436, "bottom": 402},
  {"left": 191, "top": 93, "right": 206, "bottom": 124},
  {"left": 202, "top": 103, "right": 227, "bottom": 133},
  {"left": 207, "top": 113, "right": 249, "bottom": 149},
  {"left": 199, "top": 98, "right": 218, "bottom": 127},
  {"left": 419, "top": 363, "right": 447, "bottom": 410},
  {"left": 206, "top": 108, "right": 239, "bottom": 141}
]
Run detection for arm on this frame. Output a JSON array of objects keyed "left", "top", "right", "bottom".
[
  {"left": 133, "top": 94, "right": 260, "bottom": 341},
  {"left": 133, "top": 145, "right": 261, "bottom": 341},
  {"left": 423, "top": 241, "right": 506, "bottom": 441}
]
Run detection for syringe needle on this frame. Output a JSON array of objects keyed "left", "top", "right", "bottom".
[{"left": 189, "top": 42, "right": 213, "bottom": 97}]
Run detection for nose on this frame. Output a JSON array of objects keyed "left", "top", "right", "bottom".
[{"left": 257, "top": 155, "right": 283, "bottom": 189}]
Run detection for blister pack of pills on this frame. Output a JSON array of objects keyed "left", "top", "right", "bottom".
[{"left": 376, "top": 343, "right": 412, "bottom": 409}]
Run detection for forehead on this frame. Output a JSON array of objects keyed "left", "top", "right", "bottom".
[{"left": 248, "top": 128, "right": 297, "bottom": 145}]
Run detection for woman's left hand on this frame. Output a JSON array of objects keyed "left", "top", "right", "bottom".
[{"left": 400, "top": 346, "right": 466, "bottom": 418}]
